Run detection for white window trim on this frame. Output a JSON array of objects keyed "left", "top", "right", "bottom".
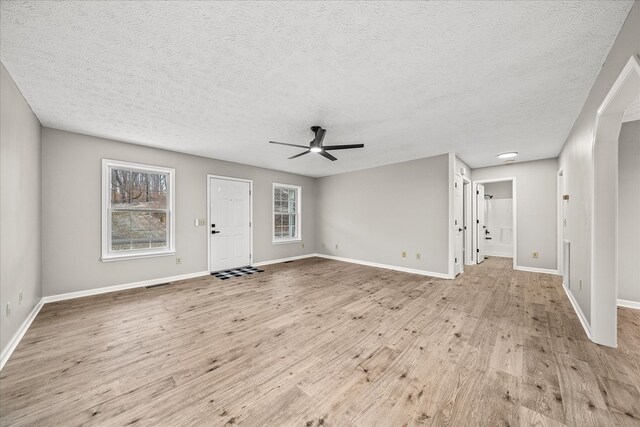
[
  {"left": 272, "top": 182, "right": 302, "bottom": 244},
  {"left": 101, "top": 159, "right": 176, "bottom": 261}
]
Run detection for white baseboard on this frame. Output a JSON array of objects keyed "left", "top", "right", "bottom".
[
  {"left": 42, "top": 271, "right": 210, "bottom": 304},
  {"left": 252, "top": 253, "right": 317, "bottom": 267},
  {"left": 515, "top": 265, "right": 559, "bottom": 275},
  {"left": 1, "top": 298, "right": 44, "bottom": 371},
  {"left": 315, "top": 254, "right": 452, "bottom": 279},
  {"left": 562, "top": 283, "right": 591, "bottom": 339},
  {"left": 618, "top": 299, "right": 640, "bottom": 310}
]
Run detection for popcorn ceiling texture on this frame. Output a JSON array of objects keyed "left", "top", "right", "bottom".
[{"left": 0, "top": 1, "right": 633, "bottom": 177}]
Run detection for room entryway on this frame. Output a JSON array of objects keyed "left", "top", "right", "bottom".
[
  {"left": 473, "top": 178, "right": 516, "bottom": 268},
  {"left": 208, "top": 175, "right": 253, "bottom": 272}
]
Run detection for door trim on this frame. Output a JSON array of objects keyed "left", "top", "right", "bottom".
[
  {"left": 472, "top": 177, "right": 517, "bottom": 270},
  {"left": 207, "top": 174, "right": 254, "bottom": 273},
  {"left": 462, "top": 176, "right": 473, "bottom": 266}
]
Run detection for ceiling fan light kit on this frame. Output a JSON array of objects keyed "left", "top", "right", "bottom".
[{"left": 269, "top": 126, "right": 364, "bottom": 161}]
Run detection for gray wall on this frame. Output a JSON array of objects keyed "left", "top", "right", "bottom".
[
  {"left": 42, "top": 128, "right": 317, "bottom": 296},
  {"left": 618, "top": 120, "right": 640, "bottom": 303},
  {"left": 473, "top": 158, "right": 558, "bottom": 271},
  {"left": 483, "top": 181, "right": 513, "bottom": 199},
  {"left": 316, "top": 154, "right": 450, "bottom": 276},
  {"left": 0, "top": 63, "right": 42, "bottom": 353},
  {"left": 559, "top": 4, "right": 640, "bottom": 323}
]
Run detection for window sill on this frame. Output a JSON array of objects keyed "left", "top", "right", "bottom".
[
  {"left": 101, "top": 250, "right": 175, "bottom": 262},
  {"left": 272, "top": 239, "right": 302, "bottom": 245}
]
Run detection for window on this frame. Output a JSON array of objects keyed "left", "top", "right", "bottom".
[
  {"left": 273, "top": 183, "right": 301, "bottom": 243},
  {"left": 102, "top": 159, "right": 175, "bottom": 261}
]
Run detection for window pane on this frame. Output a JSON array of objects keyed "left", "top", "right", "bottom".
[
  {"left": 112, "top": 211, "right": 132, "bottom": 251},
  {"left": 111, "top": 169, "right": 131, "bottom": 206},
  {"left": 149, "top": 212, "right": 167, "bottom": 248},
  {"left": 274, "top": 214, "right": 282, "bottom": 227},
  {"left": 111, "top": 168, "right": 167, "bottom": 209},
  {"left": 274, "top": 200, "right": 282, "bottom": 213},
  {"left": 111, "top": 211, "right": 167, "bottom": 251}
]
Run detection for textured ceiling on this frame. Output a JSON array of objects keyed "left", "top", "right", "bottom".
[{"left": 0, "top": 1, "right": 634, "bottom": 177}]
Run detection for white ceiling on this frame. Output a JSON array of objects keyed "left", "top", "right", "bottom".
[{"left": 0, "top": 1, "right": 633, "bottom": 177}]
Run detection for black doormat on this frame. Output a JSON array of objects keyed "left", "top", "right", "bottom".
[{"left": 211, "top": 266, "right": 263, "bottom": 280}]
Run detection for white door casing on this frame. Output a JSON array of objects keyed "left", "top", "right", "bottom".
[
  {"left": 209, "top": 176, "right": 252, "bottom": 272},
  {"left": 476, "top": 184, "right": 486, "bottom": 263},
  {"left": 454, "top": 173, "right": 464, "bottom": 275}
]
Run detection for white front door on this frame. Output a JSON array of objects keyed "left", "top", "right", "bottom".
[
  {"left": 454, "top": 174, "right": 464, "bottom": 275},
  {"left": 476, "top": 183, "right": 486, "bottom": 263},
  {"left": 209, "top": 177, "right": 251, "bottom": 272}
]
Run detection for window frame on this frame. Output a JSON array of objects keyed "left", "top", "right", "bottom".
[
  {"left": 101, "top": 159, "right": 176, "bottom": 261},
  {"left": 272, "top": 182, "right": 302, "bottom": 244}
]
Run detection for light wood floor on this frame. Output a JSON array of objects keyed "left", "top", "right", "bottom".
[{"left": 1, "top": 257, "right": 639, "bottom": 426}]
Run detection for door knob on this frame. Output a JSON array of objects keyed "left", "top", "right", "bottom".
[{"left": 211, "top": 230, "right": 220, "bottom": 234}]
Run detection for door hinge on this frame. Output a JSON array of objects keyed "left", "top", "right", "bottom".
[
  {"left": 476, "top": 190, "right": 479, "bottom": 195},
  {"left": 249, "top": 221, "right": 252, "bottom": 227},
  {"left": 477, "top": 249, "right": 480, "bottom": 253},
  {"left": 249, "top": 190, "right": 251, "bottom": 196},
  {"left": 476, "top": 219, "right": 479, "bottom": 224},
  {"left": 455, "top": 257, "right": 458, "bottom": 263}
]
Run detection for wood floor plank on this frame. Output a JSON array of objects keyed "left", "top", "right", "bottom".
[{"left": 0, "top": 257, "right": 638, "bottom": 426}]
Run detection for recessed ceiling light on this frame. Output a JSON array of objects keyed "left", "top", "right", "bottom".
[{"left": 497, "top": 152, "right": 518, "bottom": 159}]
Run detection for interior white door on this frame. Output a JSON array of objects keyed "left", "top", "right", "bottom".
[
  {"left": 209, "top": 177, "right": 251, "bottom": 272},
  {"left": 454, "top": 174, "right": 464, "bottom": 275},
  {"left": 476, "top": 183, "right": 486, "bottom": 263}
]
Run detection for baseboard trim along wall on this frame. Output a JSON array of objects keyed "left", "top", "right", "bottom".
[
  {"left": 0, "top": 298, "right": 45, "bottom": 371},
  {"left": 252, "top": 253, "right": 317, "bottom": 267},
  {"left": 42, "top": 271, "right": 210, "bottom": 303},
  {"left": 618, "top": 299, "right": 640, "bottom": 310},
  {"left": 515, "top": 265, "right": 560, "bottom": 275},
  {"left": 315, "top": 254, "right": 453, "bottom": 279},
  {"left": 562, "top": 282, "right": 592, "bottom": 340}
]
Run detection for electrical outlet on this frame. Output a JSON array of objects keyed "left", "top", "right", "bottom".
[
  {"left": 416, "top": 253, "right": 421, "bottom": 260},
  {"left": 176, "top": 257, "right": 182, "bottom": 265},
  {"left": 6, "top": 302, "right": 10, "bottom": 317},
  {"left": 335, "top": 244, "right": 339, "bottom": 250},
  {"left": 19, "top": 291, "right": 23, "bottom": 305},
  {"left": 579, "top": 279, "right": 582, "bottom": 290},
  {"left": 532, "top": 251, "right": 539, "bottom": 258},
  {"left": 195, "top": 218, "right": 206, "bottom": 226},
  {"left": 402, "top": 251, "right": 407, "bottom": 258},
  {"left": 302, "top": 243, "right": 305, "bottom": 248}
]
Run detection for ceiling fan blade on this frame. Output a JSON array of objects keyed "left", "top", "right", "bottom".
[
  {"left": 269, "top": 141, "right": 309, "bottom": 149},
  {"left": 314, "top": 128, "right": 326, "bottom": 145},
  {"left": 323, "top": 144, "right": 365, "bottom": 151},
  {"left": 319, "top": 150, "right": 337, "bottom": 161},
  {"left": 288, "top": 150, "right": 310, "bottom": 159}
]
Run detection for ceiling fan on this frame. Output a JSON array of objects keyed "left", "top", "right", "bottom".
[{"left": 269, "top": 126, "right": 364, "bottom": 161}]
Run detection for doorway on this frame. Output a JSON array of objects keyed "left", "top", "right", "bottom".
[
  {"left": 463, "top": 177, "right": 472, "bottom": 266},
  {"left": 454, "top": 173, "right": 464, "bottom": 275},
  {"left": 207, "top": 175, "right": 253, "bottom": 272},
  {"left": 473, "top": 178, "right": 517, "bottom": 268},
  {"left": 590, "top": 56, "right": 640, "bottom": 347}
]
